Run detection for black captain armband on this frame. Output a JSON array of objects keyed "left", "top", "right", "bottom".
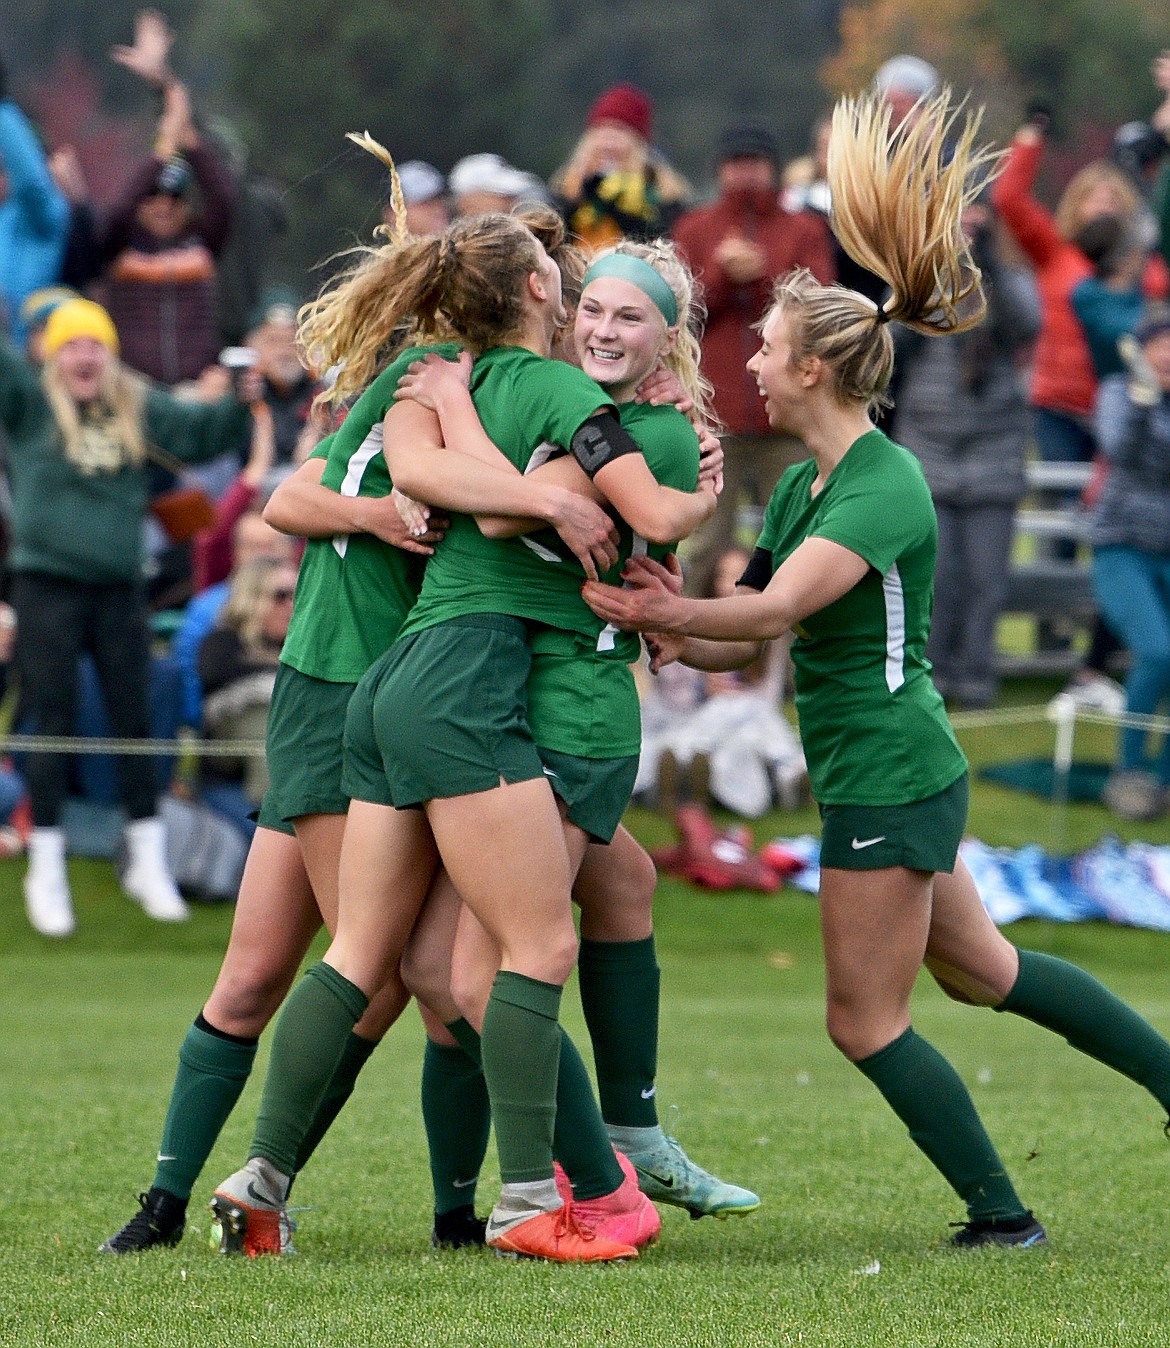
[
  {"left": 570, "top": 412, "right": 642, "bottom": 479},
  {"left": 738, "top": 547, "right": 775, "bottom": 592}
]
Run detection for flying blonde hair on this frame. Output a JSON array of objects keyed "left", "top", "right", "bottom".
[
  {"left": 299, "top": 133, "right": 546, "bottom": 404},
  {"left": 769, "top": 89, "right": 1001, "bottom": 413},
  {"left": 584, "top": 238, "right": 714, "bottom": 426}
]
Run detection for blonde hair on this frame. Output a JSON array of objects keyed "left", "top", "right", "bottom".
[
  {"left": 584, "top": 238, "right": 715, "bottom": 424},
  {"left": 768, "top": 89, "right": 999, "bottom": 414},
  {"left": 41, "top": 355, "right": 148, "bottom": 470},
  {"left": 1054, "top": 161, "right": 1141, "bottom": 240},
  {"left": 218, "top": 558, "right": 291, "bottom": 656},
  {"left": 298, "top": 134, "right": 547, "bottom": 405}
]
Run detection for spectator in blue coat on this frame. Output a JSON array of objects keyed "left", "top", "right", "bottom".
[{"left": 0, "top": 57, "right": 70, "bottom": 348}]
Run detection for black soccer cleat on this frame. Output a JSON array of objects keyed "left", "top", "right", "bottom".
[
  {"left": 99, "top": 1187, "right": 187, "bottom": 1254},
  {"left": 431, "top": 1203, "right": 488, "bottom": 1250},
  {"left": 950, "top": 1210, "right": 1047, "bottom": 1249}
]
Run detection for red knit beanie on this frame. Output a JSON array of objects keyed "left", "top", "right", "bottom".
[{"left": 587, "top": 83, "right": 653, "bottom": 141}]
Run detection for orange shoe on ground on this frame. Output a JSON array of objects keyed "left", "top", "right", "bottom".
[
  {"left": 486, "top": 1202, "right": 638, "bottom": 1262},
  {"left": 554, "top": 1152, "right": 661, "bottom": 1248}
]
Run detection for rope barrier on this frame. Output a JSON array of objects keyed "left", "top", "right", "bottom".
[
  {"left": 3, "top": 702, "right": 1167, "bottom": 760},
  {"left": 0, "top": 733, "right": 264, "bottom": 757}
]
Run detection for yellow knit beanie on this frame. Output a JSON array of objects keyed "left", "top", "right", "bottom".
[{"left": 41, "top": 299, "right": 120, "bottom": 359}]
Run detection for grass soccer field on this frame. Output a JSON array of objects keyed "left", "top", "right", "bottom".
[{"left": 4, "top": 701, "right": 1170, "bottom": 1347}]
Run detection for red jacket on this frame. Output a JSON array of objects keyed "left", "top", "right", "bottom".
[
  {"left": 993, "top": 135, "right": 1168, "bottom": 417},
  {"left": 673, "top": 190, "right": 834, "bottom": 434}
]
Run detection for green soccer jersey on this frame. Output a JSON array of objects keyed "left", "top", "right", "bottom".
[
  {"left": 395, "top": 346, "right": 616, "bottom": 641},
  {"left": 526, "top": 400, "right": 700, "bottom": 758},
  {"left": 279, "top": 344, "right": 455, "bottom": 683},
  {"left": 754, "top": 428, "right": 966, "bottom": 806}
]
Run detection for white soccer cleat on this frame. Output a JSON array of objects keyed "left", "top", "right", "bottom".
[
  {"left": 24, "top": 826, "right": 76, "bottom": 938},
  {"left": 122, "top": 816, "right": 189, "bottom": 922}
]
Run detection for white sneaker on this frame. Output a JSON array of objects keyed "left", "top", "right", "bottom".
[
  {"left": 24, "top": 826, "right": 76, "bottom": 938},
  {"left": 122, "top": 816, "right": 189, "bottom": 922}
]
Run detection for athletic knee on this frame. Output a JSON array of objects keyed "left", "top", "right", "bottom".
[
  {"left": 825, "top": 1015, "right": 867, "bottom": 1061},
  {"left": 825, "top": 1002, "right": 901, "bottom": 1063},
  {"left": 578, "top": 846, "right": 656, "bottom": 941},
  {"left": 204, "top": 964, "right": 294, "bottom": 1037},
  {"left": 510, "top": 926, "right": 579, "bottom": 987}
]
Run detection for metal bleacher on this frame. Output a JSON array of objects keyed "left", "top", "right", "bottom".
[{"left": 998, "top": 460, "right": 1096, "bottom": 677}]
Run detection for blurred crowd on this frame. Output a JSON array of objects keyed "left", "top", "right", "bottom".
[{"left": 4, "top": 12, "right": 1170, "bottom": 927}]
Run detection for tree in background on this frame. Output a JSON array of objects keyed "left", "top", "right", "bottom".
[{"left": 186, "top": 0, "right": 552, "bottom": 280}]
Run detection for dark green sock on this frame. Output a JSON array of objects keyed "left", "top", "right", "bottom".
[
  {"left": 855, "top": 1027, "right": 1027, "bottom": 1222},
  {"left": 444, "top": 1015, "right": 621, "bottom": 1198},
  {"left": 251, "top": 962, "right": 368, "bottom": 1176},
  {"left": 152, "top": 1016, "right": 257, "bottom": 1200},
  {"left": 553, "top": 1031, "right": 625, "bottom": 1200},
  {"left": 578, "top": 936, "right": 661, "bottom": 1128},
  {"left": 480, "top": 971, "right": 562, "bottom": 1184},
  {"left": 421, "top": 1039, "right": 491, "bottom": 1214},
  {"left": 998, "top": 949, "right": 1170, "bottom": 1109},
  {"left": 293, "top": 1031, "right": 378, "bottom": 1175},
  {"left": 446, "top": 1017, "right": 483, "bottom": 1064}
]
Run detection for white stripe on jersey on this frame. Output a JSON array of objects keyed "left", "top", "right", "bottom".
[
  {"left": 332, "top": 423, "right": 384, "bottom": 559},
  {"left": 525, "top": 440, "right": 559, "bottom": 474},
  {"left": 882, "top": 563, "right": 906, "bottom": 693},
  {"left": 520, "top": 441, "right": 564, "bottom": 563}
]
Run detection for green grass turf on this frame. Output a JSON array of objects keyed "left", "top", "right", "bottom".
[{"left": 5, "top": 698, "right": 1170, "bottom": 1347}]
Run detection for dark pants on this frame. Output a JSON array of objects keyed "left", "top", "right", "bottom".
[
  {"left": 11, "top": 572, "right": 160, "bottom": 826},
  {"left": 929, "top": 502, "right": 1016, "bottom": 708}
]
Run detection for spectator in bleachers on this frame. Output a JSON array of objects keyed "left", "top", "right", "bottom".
[
  {"left": 1110, "top": 51, "right": 1170, "bottom": 214},
  {"left": 673, "top": 122, "right": 834, "bottom": 573},
  {"left": 550, "top": 83, "right": 691, "bottom": 252},
  {"left": 196, "top": 556, "right": 297, "bottom": 840},
  {"left": 891, "top": 197, "right": 1040, "bottom": 709},
  {"left": 1091, "top": 305, "right": 1170, "bottom": 820},
  {"left": 1071, "top": 214, "right": 1150, "bottom": 381},
  {"left": 0, "top": 55, "right": 70, "bottom": 348},
  {"left": 448, "top": 152, "right": 547, "bottom": 217},
  {"left": 246, "top": 292, "right": 322, "bottom": 465},
  {"left": 18, "top": 286, "right": 79, "bottom": 363},
  {"left": 174, "top": 403, "right": 298, "bottom": 729},
  {"left": 994, "top": 102, "right": 1168, "bottom": 471},
  {"left": 993, "top": 101, "right": 1169, "bottom": 710},
  {"left": 98, "top": 13, "right": 236, "bottom": 387},
  {"left": 0, "top": 297, "right": 256, "bottom": 938}
]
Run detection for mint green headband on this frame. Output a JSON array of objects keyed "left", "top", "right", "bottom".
[{"left": 581, "top": 254, "right": 679, "bottom": 326}]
